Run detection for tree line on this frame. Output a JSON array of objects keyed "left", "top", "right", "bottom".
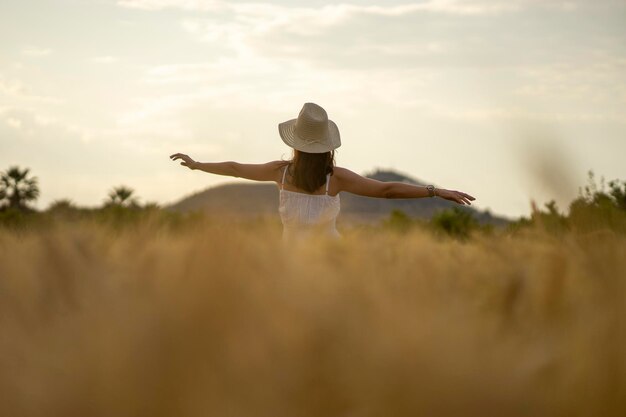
[
  {"left": 0, "top": 166, "right": 145, "bottom": 212},
  {"left": 1, "top": 165, "right": 625, "bottom": 237},
  {"left": 383, "top": 170, "right": 626, "bottom": 238}
]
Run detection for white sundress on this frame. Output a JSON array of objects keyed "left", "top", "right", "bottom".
[{"left": 278, "top": 165, "right": 341, "bottom": 241}]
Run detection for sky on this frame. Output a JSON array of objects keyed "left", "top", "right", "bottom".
[{"left": 0, "top": 0, "right": 625, "bottom": 219}]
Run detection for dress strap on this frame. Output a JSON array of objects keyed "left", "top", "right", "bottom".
[
  {"left": 281, "top": 165, "right": 288, "bottom": 190},
  {"left": 325, "top": 173, "right": 331, "bottom": 195}
]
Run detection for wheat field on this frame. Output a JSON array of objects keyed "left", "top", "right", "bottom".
[{"left": 0, "top": 218, "right": 624, "bottom": 417}]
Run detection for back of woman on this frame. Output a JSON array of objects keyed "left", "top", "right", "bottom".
[
  {"left": 170, "top": 102, "right": 475, "bottom": 241},
  {"left": 279, "top": 160, "right": 340, "bottom": 241}
]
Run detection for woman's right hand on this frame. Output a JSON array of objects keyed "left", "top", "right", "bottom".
[{"left": 170, "top": 153, "right": 197, "bottom": 169}]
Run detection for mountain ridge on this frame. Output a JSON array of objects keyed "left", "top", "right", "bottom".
[{"left": 167, "top": 169, "right": 509, "bottom": 226}]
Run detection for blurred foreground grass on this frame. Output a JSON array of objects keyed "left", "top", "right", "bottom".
[{"left": 0, "top": 216, "right": 624, "bottom": 417}]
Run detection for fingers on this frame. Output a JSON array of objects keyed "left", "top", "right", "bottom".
[
  {"left": 170, "top": 154, "right": 192, "bottom": 166},
  {"left": 453, "top": 191, "right": 472, "bottom": 205},
  {"left": 448, "top": 193, "right": 464, "bottom": 205},
  {"left": 169, "top": 153, "right": 187, "bottom": 161},
  {"left": 450, "top": 190, "right": 475, "bottom": 205},
  {"left": 438, "top": 189, "right": 475, "bottom": 205},
  {"left": 461, "top": 192, "right": 476, "bottom": 201}
]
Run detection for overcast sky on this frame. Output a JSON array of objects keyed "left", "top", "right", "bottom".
[{"left": 1, "top": 0, "right": 625, "bottom": 218}]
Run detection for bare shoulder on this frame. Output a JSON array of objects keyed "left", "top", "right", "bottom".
[
  {"left": 332, "top": 166, "right": 365, "bottom": 191},
  {"left": 266, "top": 160, "right": 289, "bottom": 181},
  {"left": 332, "top": 166, "right": 357, "bottom": 179},
  {"left": 332, "top": 166, "right": 363, "bottom": 183},
  {"left": 267, "top": 160, "right": 290, "bottom": 170}
]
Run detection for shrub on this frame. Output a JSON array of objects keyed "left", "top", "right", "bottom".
[
  {"left": 383, "top": 209, "right": 414, "bottom": 233},
  {"left": 430, "top": 206, "right": 479, "bottom": 239}
]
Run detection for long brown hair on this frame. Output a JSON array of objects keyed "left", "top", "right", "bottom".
[{"left": 286, "top": 150, "right": 335, "bottom": 193}]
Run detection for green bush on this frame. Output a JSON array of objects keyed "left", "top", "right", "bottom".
[
  {"left": 508, "top": 171, "right": 626, "bottom": 236},
  {"left": 383, "top": 209, "right": 414, "bottom": 233},
  {"left": 430, "top": 206, "right": 479, "bottom": 239}
]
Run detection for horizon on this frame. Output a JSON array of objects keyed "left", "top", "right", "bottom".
[
  {"left": 28, "top": 165, "right": 590, "bottom": 221},
  {"left": 1, "top": 0, "right": 625, "bottom": 218}
]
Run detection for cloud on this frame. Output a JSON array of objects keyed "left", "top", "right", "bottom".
[
  {"left": 116, "top": 0, "right": 626, "bottom": 73},
  {"left": 116, "top": 0, "right": 512, "bottom": 15},
  {"left": 92, "top": 56, "right": 119, "bottom": 64},
  {"left": 0, "top": 108, "right": 107, "bottom": 208},
  {"left": 142, "top": 62, "right": 217, "bottom": 84},
  {"left": 123, "top": 0, "right": 626, "bottom": 139},
  {"left": 20, "top": 47, "right": 53, "bottom": 57},
  {"left": 4, "top": 116, "right": 22, "bottom": 130},
  {"left": 0, "top": 74, "right": 64, "bottom": 104},
  {"left": 0, "top": 107, "right": 201, "bottom": 208},
  {"left": 115, "top": 0, "right": 617, "bottom": 15},
  {"left": 116, "top": 0, "right": 223, "bottom": 11},
  {"left": 517, "top": 62, "right": 626, "bottom": 98},
  {"left": 177, "top": 1, "right": 618, "bottom": 72},
  {"left": 0, "top": 107, "right": 91, "bottom": 143},
  {"left": 429, "top": 105, "right": 626, "bottom": 124}
]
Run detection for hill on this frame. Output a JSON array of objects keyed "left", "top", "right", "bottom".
[{"left": 167, "top": 169, "right": 509, "bottom": 226}]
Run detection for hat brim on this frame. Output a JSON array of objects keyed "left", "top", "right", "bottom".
[{"left": 278, "top": 119, "right": 341, "bottom": 153}]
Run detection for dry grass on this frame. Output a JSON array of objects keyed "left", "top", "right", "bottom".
[{"left": 0, "top": 219, "right": 624, "bottom": 417}]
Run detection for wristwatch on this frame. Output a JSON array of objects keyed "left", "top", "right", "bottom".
[{"left": 426, "top": 184, "right": 436, "bottom": 197}]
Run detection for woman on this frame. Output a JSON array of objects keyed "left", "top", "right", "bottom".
[{"left": 170, "top": 102, "right": 475, "bottom": 240}]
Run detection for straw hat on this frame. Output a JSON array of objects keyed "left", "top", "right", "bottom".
[{"left": 278, "top": 102, "right": 341, "bottom": 153}]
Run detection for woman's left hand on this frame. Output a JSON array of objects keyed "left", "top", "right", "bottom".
[{"left": 436, "top": 188, "right": 475, "bottom": 205}]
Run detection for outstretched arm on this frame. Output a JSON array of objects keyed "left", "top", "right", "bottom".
[
  {"left": 334, "top": 167, "right": 475, "bottom": 205},
  {"left": 169, "top": 153, "right": 285, "bottom": 182}
]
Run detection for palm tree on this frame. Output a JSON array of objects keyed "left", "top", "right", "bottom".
[
  {"left": 0, "top": 166, "right": 40, "bottom": 210},
  {"left": 106, "top": 186, "right": 139, "bottom": 207}
]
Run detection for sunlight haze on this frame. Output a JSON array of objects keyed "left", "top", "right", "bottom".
[{"left": 1, "top": 0, "right": 625, "bottom": 218}]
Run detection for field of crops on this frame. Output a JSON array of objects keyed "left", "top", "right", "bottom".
[{"left": 0, "top": 216, "right": 624, "bottom": 417}]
